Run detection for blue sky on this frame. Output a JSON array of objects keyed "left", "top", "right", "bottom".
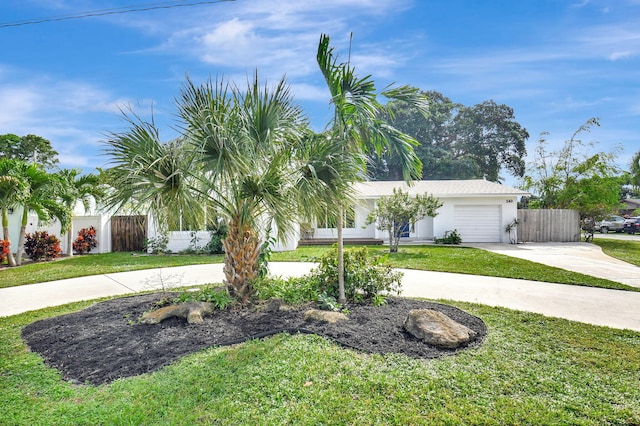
[{"left": 1, "top": 0, "right": 638, "bottom": 184}]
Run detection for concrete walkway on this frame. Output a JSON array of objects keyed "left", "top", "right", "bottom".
[
  {"left": 467, "top": 242, "right": 640, "bottom": 288},
  {"left": 1, "top": 244, "right": 639, "bottom": 332}
]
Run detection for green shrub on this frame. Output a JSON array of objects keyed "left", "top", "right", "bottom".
[
  {"left": 174, "top": 285, "right": 234, "bottom": 310},
  {"left": 24, "top": 231, "right": 62, "bottom": 261},
  {"left": 310, "top": 246, "right": 403, "bottom": 304},
  {"left": 435, "top": 229, "right": 462, "bottom": 245},
  {"left": 253, "top": 275, "right": 319, "bottom": 305}
]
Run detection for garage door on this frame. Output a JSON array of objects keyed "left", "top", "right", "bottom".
[{"left": 453, "top": 205, "right": 502, "bottom": 243}]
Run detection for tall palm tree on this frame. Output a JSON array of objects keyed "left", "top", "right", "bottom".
[
  {"left": 0, "top": 158, "right": 27, "bottom": 267},
  {"left": 104, "top": 74, "right": 307, "bottom": 303},
  {"left": 13, "top": 162, "right": 67, "bottom": 266},
  {"left": 178, "top": 75, "right": 307, "bottom": 302},
  {"left": 57, "top": 169, "right": 103, "bottom": 257},
  {"left": 316, "top": 33, "right": 425, "bottom": 303}
]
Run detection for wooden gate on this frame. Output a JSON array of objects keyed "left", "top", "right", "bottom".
[
  {"left": 517, "top": 209, "right": 580, "bottom": 242},
  {"left": 111, "top": 215, "right": 148, "bottom": 252}
]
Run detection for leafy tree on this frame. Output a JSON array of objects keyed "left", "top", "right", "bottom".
[
  {"left": 521, "top": 118, "right": 623, "bottom": 223},
  {"left": 373, "top": 91, "right": 528, "bottom": 182},
  {"left": 316, "top": 33, "right": 424, "bottom": 303},
  {"left": 365, "top": 188, "right": 442, "bottom": 252},
  {"left": 0, "top": 134, "right": 59, "bottom": 169},
  {"left": 631, "top": 150, "right": 640, "bottom": 191}
]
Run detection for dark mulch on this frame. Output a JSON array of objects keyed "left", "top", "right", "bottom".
[{"left": 22, "top": 293, "right": 487, "bottom": 386}]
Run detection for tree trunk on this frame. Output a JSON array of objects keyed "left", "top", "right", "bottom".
[
  {"left": 222, "top": 220, "right": 261, "bottom": 304},
  {"left": 2, "top": 209, "right": 16, "bottom": 267},
  {"left": 389, "top": 229, "right": 397, "bottom": 253},
  {"left": 66, "top": 224, "right": 74, "bottom": 257},
  {"left": 15, "top": 208, "right": 29, "bottom": 266},
  {"left": 337, "top": 209, "right": 346, "bottom": 304}
]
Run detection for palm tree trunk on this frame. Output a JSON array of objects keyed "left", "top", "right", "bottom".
[
  {"left": 222, "top": 220, "right": 261, "bottom": 303},
  {"left": 15, "top": 208, "right": 29, "bottom": 266},
  {"left": 2, "top": 209, "right": 16, "bottom": 267},
  {"left": 66, "top": 224, "right": 74, "bottom": 257},
  {"left": 337, "top": 207, "right": 346, "bottom": 304}
]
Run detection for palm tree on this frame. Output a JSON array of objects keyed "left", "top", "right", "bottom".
[
  {"left": 0, "top": 158, "right": 30, "bottom": 266},
  {"left": 104, "top": 74, "right": 307, "bottom": 303},
  {"left": 315, "top": 34, "right": 425, "bottom": 303},
  {"left": 56, "top": 169, "right": 103, "bottom": 257},
  {"left": 13, "top": 162, "right": 67, "bottom": 266}
]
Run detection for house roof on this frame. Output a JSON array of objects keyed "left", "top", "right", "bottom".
[{"left": 354, "top": 180, "right": 530, "bottom": 198}]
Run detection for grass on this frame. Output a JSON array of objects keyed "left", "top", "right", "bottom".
[
  {"left": 272, "top": 244, "right": 638, "bottom": 292},
  {"left": 1, "top": 240, "right": 639, "bottom": 423},
  {"left": 1, "top": 299, "right": 638, "bottom": 425},
  {"left": 0, "top": 252, "right": 224, "bottom": 289},
  {"left": 593, "top": 238, "right": 640, "bottom": 267}
]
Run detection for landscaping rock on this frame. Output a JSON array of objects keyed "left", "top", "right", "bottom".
[
  {"left": 141, "top": 302, "right": 216, "bottom": 324},
  {"left": 403, "top": 309, "right": 477, "bottom": 348},
  {"left": 304, "top": 309, "right": 349, "bottom": 324}
]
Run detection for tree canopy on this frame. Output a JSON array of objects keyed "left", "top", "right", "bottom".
[
  {"left": 372, "top": 91, "right": 528, "bottom": 182},
  {"left": 365, "top": 188, "right": 442, "bottom": 253},
  {"left": 521, "top": 118, "right": 623, "bottom": 221},
  {"left": 0, "top": 134, "right": 59, "bottom": 169}
]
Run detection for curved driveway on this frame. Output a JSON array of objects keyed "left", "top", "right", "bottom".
[{"left": 1, "top": 243, "right": 639, "bottom": 332}]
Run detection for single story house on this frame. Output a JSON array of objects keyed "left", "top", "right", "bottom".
[{"left": 309, "top": 180, "right": 530, "bottom": 244}]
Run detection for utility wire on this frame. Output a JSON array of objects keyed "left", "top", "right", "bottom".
[{"left": 0, "top": 0, "right": 235, "bottom": 29}]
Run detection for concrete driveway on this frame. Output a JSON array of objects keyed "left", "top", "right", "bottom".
[{"left": 466, "top": 242, "right": 640, "bottom": 288}]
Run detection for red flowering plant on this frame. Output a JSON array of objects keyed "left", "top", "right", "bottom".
[
  {"left": 24, "top": 231, "right": 62, "bottom": 261},
  {"left": 73, "top": 226, "right": 98, "bottom": 254},
  {"left": 0, "top": 239, "right": 10, "bottom": 264}
]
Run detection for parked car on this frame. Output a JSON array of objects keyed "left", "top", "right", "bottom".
[
  {"left": 594, "top": 215, "right": 626, "bottom": 233},
  {"left": 623, "top": 217, "right": 640, "bottom": 234}
]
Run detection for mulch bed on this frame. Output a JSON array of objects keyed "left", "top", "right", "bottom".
[{"left": 22, "top": 293, "right": 487, "bottom": 386}]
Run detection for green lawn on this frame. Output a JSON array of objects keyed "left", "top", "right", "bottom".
[
  {"left": 272, "top": 244, "right": 638, "bottom": 292},
  {"left": 1, "top": 240, "right": 639, "bottom": 424},
  {"left": 2, "top": 242, "right": 636, "bottom": 292},
  {"left": 593, "top": 238, "right": 640, "bottom": 267},
  {"left": 0, "top": 252, "right": 224, "bottom": 289},
  {"left": 1, "top": 299, "right": 638, "bottom": 425}
]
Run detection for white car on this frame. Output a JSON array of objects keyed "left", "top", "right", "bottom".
[{"left": 595, "top": 215, "right": 626, "bottom": 233}]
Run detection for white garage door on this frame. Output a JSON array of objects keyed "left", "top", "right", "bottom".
[{"left": 453, "top": 205, "right": 502, "bottom": 243}]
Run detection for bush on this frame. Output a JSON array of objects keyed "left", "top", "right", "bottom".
[
  {"left": 253, "top": 275, "right": 319, "bottom": 305},
  {"left": 0, "top": 239, "right": 9, "bottom": 264},
  {"left": 308, "top": 246, "right": 403, "bottom": 305},
  {"left": 174, "top": 285, "right": 234, "bottom": 310},
  {"left": 73, "top": 227, "right": 98, "bottom": 254},
  {"left": 435, "top": 229, "right": 462, "bottom": 245},
  {"left": 24, "top": 231, "right": 62, "bottom": 261}
]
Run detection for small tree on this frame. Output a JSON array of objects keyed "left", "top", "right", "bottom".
[{"left": 366, "top": 188, "right": 442, "bottom": 253}]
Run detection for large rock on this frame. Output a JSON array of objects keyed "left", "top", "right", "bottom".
[
  {"left": 403, "top": 309, "right": 477, "bottom": 349},
  {"left": 141, "top": 302, "right": 216, "bottom": 324},
  {"left": 304, "top": 309, "right": 348, "bottom": 324}
]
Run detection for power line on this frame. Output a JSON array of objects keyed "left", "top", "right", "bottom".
[{"left": 0, "top": 0, "right": 236, "bottom": 29}]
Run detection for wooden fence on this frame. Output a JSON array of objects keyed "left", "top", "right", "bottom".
[
  {"left": 517, "top": 209, "right": 580, "bottom": 242},
  {"left": 111, "top": 215, "right": 148, "bottom": 252}
]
